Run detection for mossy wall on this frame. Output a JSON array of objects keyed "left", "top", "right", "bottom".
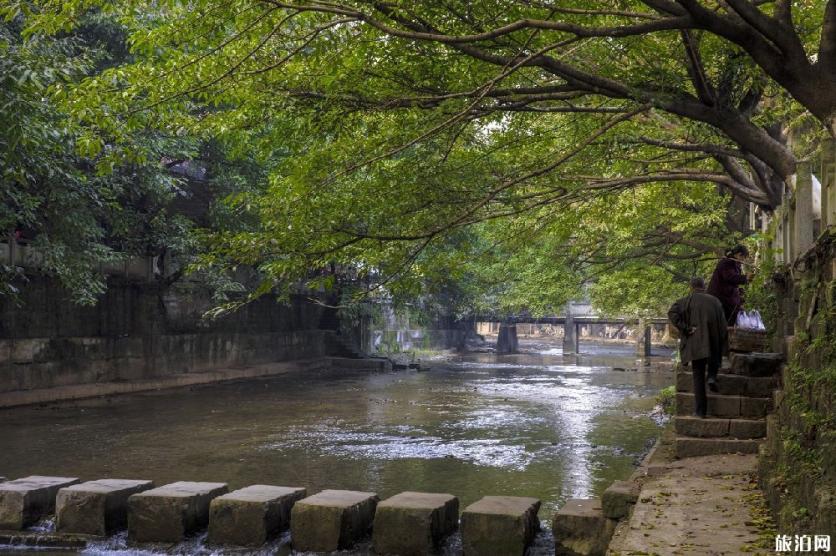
[{"left": 759, "top": 230, "right": 835, "bottom": 540}]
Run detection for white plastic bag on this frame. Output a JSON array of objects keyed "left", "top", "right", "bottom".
[{"left": 736, "top": 310, "right": 766, "bottom": 331}]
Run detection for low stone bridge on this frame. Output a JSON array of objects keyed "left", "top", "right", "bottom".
[{"left": 475, "top": 311, "right": 668, "bottom": 357}]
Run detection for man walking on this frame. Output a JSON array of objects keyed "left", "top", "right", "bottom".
[{"left": 668, "top": 277, "right": 729, "bottom": 418}]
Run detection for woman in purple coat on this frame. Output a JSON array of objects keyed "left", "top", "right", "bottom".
[{"left": 707, "top": 244, "right": 750, "bottom": 324}]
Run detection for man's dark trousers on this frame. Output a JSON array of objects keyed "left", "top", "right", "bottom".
[{"left": 691, "top": 358, "right": 719, "bottom": 416}]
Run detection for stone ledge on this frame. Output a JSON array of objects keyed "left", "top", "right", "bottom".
[
  {"left": 601, "top": 481, "right": 639, "bottom": 520},
  {"left": 0, "top": 359, "right": 331, "bottom": 409}
]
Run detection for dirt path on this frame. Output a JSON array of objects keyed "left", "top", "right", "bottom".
[{"left": 609, "top": 454, "right": 775, "bottom": 555}]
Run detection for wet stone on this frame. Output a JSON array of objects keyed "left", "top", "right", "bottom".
[
  {"left": 601, "top": 481, "right": 639, "bottom": 519},
  {"left": 0, "top": 476, "right": 80, "bottom": 530},
  {"left": 553, "top": 498, "right": 616, "bottom": 556},
  {"left": 290, "top": 489, "right": 378, "bottom": 552},
  {"left": 208, "top": 485, "right": 305, "bottom": 547},
  {"left": 460, "top": 496, "right": 540, "bottom": 556},
  {"left": 127, "top": 481, "right": 228, "bottom": 543},
  {"left": 372, "top": 491, "right": 459, "bottom": 555},
  {"left": 56, "top": 479, "right": 154, "bottom": 536}
]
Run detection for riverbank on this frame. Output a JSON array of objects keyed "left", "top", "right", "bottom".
[{"left": 609, "top": 429, "right": 776, "bottom": 555}]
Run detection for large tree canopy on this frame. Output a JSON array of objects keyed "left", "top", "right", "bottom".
[{"left": 4, "top": 0, "right": 832, "bottom": 313}]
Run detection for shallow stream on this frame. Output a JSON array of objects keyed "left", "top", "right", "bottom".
[{"left": 0, "top": 340, "right": 673, "bottom": 554}]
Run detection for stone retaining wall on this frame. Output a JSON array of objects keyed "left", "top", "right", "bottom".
[{"left": 0, "top": 275, "right": 338, "bottom": 401}]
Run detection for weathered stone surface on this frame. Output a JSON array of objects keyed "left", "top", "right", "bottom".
[
  {"left": 0, "top": 476, "right": 80, "bottom": 530},
  {"left": 127, "top": 481, "right": 228, "bottom": 543},
  {"left": 675, "top": 416, "right": 730, "bottom": 438},
  {"left": 460, "top": 496, "right": 540, "bottom": 556},
  {"left": 676, "top": 393, "right": 740, "bottom": 417},
  {"left": 56, "top": 479, "right": 153, "bottom": 536},
  {"left": 601, "top": 482, "right": 639, "bottom": 520},
  {"left": 553, "top": 498, "right": 616, "bottom": 556},
  {"left": 290, "top": 489, "right": 378, "bottom": 552},
  {"left": 372, "top": 491, "right": 458, "bottom": 555},
  {"left": 675, "top": 437, "right": 760, "bottom": 458},
  {"left": 676, "top": 371, "right": 777, "bottom": 397},
  {"left": 729, "top": 352, "right": 783, "bottom": 377},
  {"left": 208, "top": 485, "right": 305, "bottom": 547},
  {"left": 740, "top": 396, "right": 772, "bottom": 418},
  {"left": 728, "top": 419, "right": 767, "bottom": 439}
]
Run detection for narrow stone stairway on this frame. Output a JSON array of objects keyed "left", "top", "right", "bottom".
[{"left": 674, "top": 352, "right": 783, "bottom": 458}]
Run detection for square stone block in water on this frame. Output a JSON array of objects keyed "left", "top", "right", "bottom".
[
  {"left": 208, "top": 485, "right": 306, "bottom": 547},
  {"left": 57, "top": 479, "right": 154, "bottom": 536},
  {"left": 553, "top": 498, "right": 616, "bottom": 556},
  {"left": 373, "top": 491, "right": 459, "bottom": 555},
  {"left": 0, "top": 475, "right": 80, "bottom": 530},
  {"left": 127, "top": 481, "right": 228, "bottom": 543},
  {"left": 460, "top": 496, "right": 541, "bottom": 555},
  {"left": 290, "top": 489, "right": 378, "bottom": 552}
]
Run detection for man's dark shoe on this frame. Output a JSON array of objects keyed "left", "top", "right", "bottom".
[{"left": 708, "top": 377, "right": 719, "bottom": 392}]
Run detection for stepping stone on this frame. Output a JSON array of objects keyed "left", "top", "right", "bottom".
[
  {"left": 208, "top": 485, "right": 306, "bottom": 547},
  {"left": 674, "top": 436, "right": 761, "bottom": 458},
  {"left": 290, "top": 489, "right": 378, "bottom": 552},
  {"left": 553, "top": 498, "right": 616, "bottom": 555},
  {"left": 372, "top": 491, "right": 459, "bottom": 555},
  {"left": 460, "top": 496, "right": 540, "bottom": 555},
  {"left": 127, "top": 481, "right": 228, "bottom": 543},
  {"left": 0, "top": 476, "right": 80, "bottom": 530},
  {"left": 601, "top": 481, "right": 639, "bottom": 519},
  {"left": 56, "top": 479, "right": 154, "bottom": 536}
]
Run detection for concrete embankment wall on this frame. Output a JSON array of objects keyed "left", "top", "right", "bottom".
[{"left": 0, "top": 276, "right": 334, "bottom": 401}]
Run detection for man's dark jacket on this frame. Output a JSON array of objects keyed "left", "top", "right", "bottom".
[
  {"left": 707, "top": 258, "right": 747, "bottom": 311},
  {"left": 668, "top": 292, "right": 728, "bottom": 364}
]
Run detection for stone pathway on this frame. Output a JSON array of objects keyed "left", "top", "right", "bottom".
[{"left": 609, "top": 454, "right": 775, "bottom": 555}]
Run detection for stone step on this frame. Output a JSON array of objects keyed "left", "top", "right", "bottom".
[
  {"left": 728, "top": 352, "right": 783, "bottom": 377},
  {"left": 675, "top": 393, "right": 772, "bottom": 418},
  {"left": 675, "top": 436, "right": 761, "bottom": 458},
  {"left": 675, "top": 417, "right": 766, "bottom": 439},
  {"left": 675, "top": 371, "right": 778, "bottom": 397}
]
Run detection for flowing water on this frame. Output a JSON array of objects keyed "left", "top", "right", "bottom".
[{"left": 0, "top": 340, "right": 673, "bottom": 554}]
